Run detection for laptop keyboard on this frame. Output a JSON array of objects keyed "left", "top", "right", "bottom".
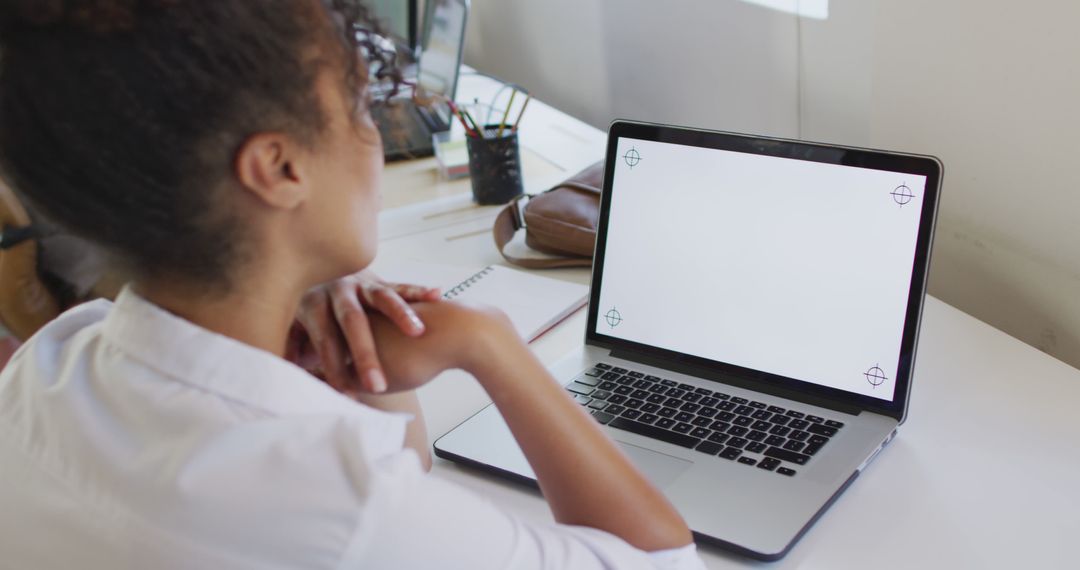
[{"left": 566, "top": 363, "right": 847, "bottom": 478}]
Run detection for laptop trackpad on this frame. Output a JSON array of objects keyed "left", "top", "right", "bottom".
[{"left": 617, "top": 442, "right": 693, "bottom": 490}]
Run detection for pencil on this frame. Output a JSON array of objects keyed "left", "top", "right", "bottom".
[
  {"left": 512, "top": 95, "right": 532, "bottom": 132},
  {"left": 460, "top": 109, "right": 484, "bottom": 138},
  {"left": 497, "top": 89, "right": 517, "bottom": 138},
  {"left": 447, "top": 101, "right": 478, "bottom": 138}
]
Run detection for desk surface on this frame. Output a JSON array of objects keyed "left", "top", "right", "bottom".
[{"left": 382, "top": 73, "right": 1079, "bottom": 569}]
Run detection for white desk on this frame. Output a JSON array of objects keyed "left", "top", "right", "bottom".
[{"left": 381, "top": 74, "right": 1080, "bottom": 569}]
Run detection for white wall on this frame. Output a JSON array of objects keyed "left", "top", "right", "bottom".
[{"left": 464, "top": 0, "right": 1080, "bottom": 370}]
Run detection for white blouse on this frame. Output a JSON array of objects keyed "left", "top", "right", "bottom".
[{"left": 0, "top": 288, "right": 705, "bottom": 569}]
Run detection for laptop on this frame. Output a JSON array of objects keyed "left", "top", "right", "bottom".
[
  {"left": 371, "top": 0, "right": 468, "bottom": 161},
  {"left": 434, "top": 120, "right": 943, "bottom": 560}
]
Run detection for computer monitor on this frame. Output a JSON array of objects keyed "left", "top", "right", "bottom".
[
  {"left": 417, "top": 0, "right": 469, "bottom": 100},
  {"left": 369, "top": 0, "right": 418, "bottom": 55}
]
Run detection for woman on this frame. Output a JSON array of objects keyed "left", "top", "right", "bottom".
[{"left": 0, "top": 2, "right": 704, "bottom": 568}]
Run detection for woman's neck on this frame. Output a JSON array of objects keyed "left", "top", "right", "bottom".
[{"left": 134, "top": 272, "right": 306, "bottom": 358}]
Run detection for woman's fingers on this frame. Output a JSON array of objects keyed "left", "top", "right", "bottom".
[
  {"left": 297, "top": 288, "right": 352, "bottom": 392},
  {"left": 331, "top": 280, "right": 388, "bottom": 393},
  {"left": 360, "top": 280, "right": 427, "bottom": 337}
]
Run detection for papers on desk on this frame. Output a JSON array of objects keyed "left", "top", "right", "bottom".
[{"left": 370, "top": 258, "right": 588, "bottom": 342}]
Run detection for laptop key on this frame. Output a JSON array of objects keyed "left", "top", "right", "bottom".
[
  {"left": 758, "top": 458, "right": 781, "bottom": 471},
  {"left": 783, "top": 440, "right": 806, "bottom": 452},
  {"left": 765, "top": 435, "right": 786, "bottom": 447},
  {"left": 785, "top": 410, "right": 805, "bottom": 419},
  {"left": 621, "top": 409, "right": 642, "bottom": 420},
  {"left": 614, "top": 385, "right": 633, "bottom": 395},
  {"left": 789, "top": 419, "right": 810, "bottom": 430},
  {"left": 678, "top": 383, "right": 696, "bottom": 391},
  {"left": 584, "top": 368, "right": 604, "bottom": 377},
  {"left": 695, "top": 441, "right": 724, "bottom": 455},
  {"left": 708, "top": 432, "right": 730, "bottom": 444},
  {"left": 690, "top": 427, "right": 711, "bottom": 439},
  {"left": 727, "top": 425, "right": 749, "bottom": 437},
  {"left": 616, "top": 376, "right": 635, "bottom": 386},
  {"left": 588, "top": 400, "right": 609, "bottom": 411},
  {"left": 660, "top": 379, "right": 677, "bottom": 387},
  {"left": 607, "top": 395, "right": 627, "bottom": 405},
  {"left": 639, "top": 413, "right": 659, "bottom": 424},
  {"left": 695, "top": 387, "right": 713, "bottom": 395},
  {"left": 749, "top": 401, "right": 767, "bottom": 409},
  {"left": 806, "top": 415, "right": 825, "bottom": 423},
  {"left": 710, "top": 420, "right": 731, "bottom": 431},
  {"left": 600, "top": 371, "right": 621, "bottom": 381},
  {"left": 574, "top": 395, "right": 592, "bottom": 406},
  {"left": 641, "top": 403, "right": 660, "bottom": 413},
  {"left": 632, "top": 381, "right": 651, "bottom": 391},
  {"left": 595, "top": 363, "right": 612, "bottom": 370},
  {"left": 717, "top": 401, "right": 737, "bottom": 412},
  {"left": 730, "top": 397, "right": 749, "bottom": 405},
  {"left": 727, "top": 437, "right": 749, "bottom": 449},
  {"left": 656, "top": 418, "right": 676, "bottom": 429},
  {"left": 768, "top": 405, "right": 787, "bottom": 414},
  {"left": 591, "top": 411, "right": 615, "bottom": 424},
  {"left": 769, "top": 415, "right": 791, "bottom": 427},
  {"left": 645, "top": 375, "right": 661, "bottom": 381},
  {"left": 679, "top": 402, "right": 700, "bottom": 413},
  {"left": 769, "top": 425, "right": 791, "bottom": 437},
  {"left": 672, "top": 422, "right": 693, "bottom": 434},
  {"left": 764, "top": 447, "right": 811, "bottom": 465},
  {"left": 777, "top": 467, "right": 797, "bottom": 477},
  {"left": 591, "top": 390, "right": 612, "bottom": 400},
  {"left": 825, "top": 419, "right": 845, "bottom": 429},
  {"left": 631, "top": 389, "right": 650, "bottom": 399},
  {"left": 719, "top": 447, "right": 742, "bottom": 460},
  {"left": 567, "top": 382, "right": 594, "bottom": 396},
  {"left": 698, "top": 407, "right": 718, "bottom": 418},
  {"left": 607, "top": 417, "right": 700, "bottom": 448},
  {"left": 647, "top": 394, "right": 666, "bottom": 404},
  {"left": 746, "top": 430, "right": 767, "bottom": 442},
  {"left": 737, "top": 456, "right": 757, "bottom": 466},
  {"left": 666, "top": 388, "right": 686, "bottom": 398},
  {"left": 681, "top": 392, "right": 702, "bottom": 403},
  {"left": 648, "top": 384, "right": 668, "bottom": 394},
  {"left": 717, "top": 411, "right": 736, "bottom": 422},
  {"left": 674, "top": 412, "right": 694, "bottom": 423},
  {"left": 577, "top": 375, "right": 600, "bottom": 386},
  {"left": 803, "top": 443, "right": 824, "bottom": 456},
  {"left": 734, "top": 405, "right": 754, "bottom": 416},
  {"left": 751, "top": 420, "right": 771, "bottom": 431},
  {"left": 625, "top": 399, "right": 644, "bottom": 410},
  {"left": 699, "top": 397, "right": 719, "bottom": 407},
  {"left": 657, "top": 407, "right": 677, "bottom": 418},
  {"left": 611, "top": 367, "right": 628, "bottom": 374},
  {"left": 733, "top": 416, "right": 753, "bottom": 427},
  {"left": 789, "top": 430, "right": 810, "bottom": 442},
  {"left": 807, "top": 424, "right": 837, "bottom": 437},
  {"left": 745, "top": 442, "right": 767, "bottom": 453},
  {"left": 752, "top": 410, "right": 772, "bottom": 421},
  {"left": 665, "top": 397, "right": 684, "bottom": 407},
  {"left": 628, "top": 371, "right": 644, "bottom": 378},
  {"left": 808, "top": 435, "right": 829, "bottom": 446},
  {"left": 606, "top": 405, "right": 626, "bottom": 415},
  {"left": 598, "top": 381, "right": 618, "bottom": 391},
  {"left": 713, "top": 393, "right": 730, "bottom": 400},
  {"left": 691, "top": 416, "right": 712, "bottom": 427}
]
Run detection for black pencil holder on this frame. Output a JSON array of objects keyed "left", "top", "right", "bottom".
[{"left": 466, "top": 124, "right": 524, "bottom": 205}]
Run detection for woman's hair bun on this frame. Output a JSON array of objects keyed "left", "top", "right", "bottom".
[{"left": 0, "top": 0, "right": 138, "bottom": 35}]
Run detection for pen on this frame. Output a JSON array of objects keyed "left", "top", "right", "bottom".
[
  {"left": 447, "top": 101, "right": 478, "bottom": 138},
  {"left": 496, "top": 89, "right": 517, "bottom": 138},
  {"left": 512, "top": 95, "right": 532, "bottom": 132}
]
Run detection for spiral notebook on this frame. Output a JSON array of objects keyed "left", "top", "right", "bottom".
[{"left": 369, "top": 259, "right": 589, "bottom": 342}]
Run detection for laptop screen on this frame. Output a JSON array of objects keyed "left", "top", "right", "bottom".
[
  {"left": 592, "top": 132, "right": 934, "bottom": 405},
  {"left": 418, "top": 0, "right": 467, "bottom": 98}
]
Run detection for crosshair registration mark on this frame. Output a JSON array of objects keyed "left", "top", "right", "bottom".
[
  {"left": 604, "top": 307, "right": 623, "bottom": 328},
  {"left": 864, "top": 364, "right": 888, "bottom": 388},
  {"left": 623, "top": 147, "right": 641, "bottom": 169},
  {"left": 891, "top": 183, "right": 915, "bottom": 207}
]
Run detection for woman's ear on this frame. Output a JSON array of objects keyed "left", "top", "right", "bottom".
[{"left": 233, "top": 132, "right": 309, "bottom": 210}]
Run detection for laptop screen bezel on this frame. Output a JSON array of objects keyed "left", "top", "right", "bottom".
[{"left": 585, "top": 120, "right": 942, "bottom": 422}]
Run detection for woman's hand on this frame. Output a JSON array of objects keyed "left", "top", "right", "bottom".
[{"left": 288, "top": 269, "right": 441, "bottom": 395}]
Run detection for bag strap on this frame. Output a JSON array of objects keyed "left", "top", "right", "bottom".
[{"left": 493, "top": 195, "right": 592, "bottom": 269}]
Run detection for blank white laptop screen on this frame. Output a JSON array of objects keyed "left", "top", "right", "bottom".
[{"left": 594, "top": 137, "right": 928, "bottom": 402}]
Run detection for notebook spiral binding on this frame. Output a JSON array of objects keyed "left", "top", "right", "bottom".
[{"left": 443, "top": 266, "right": 496, "bottom": 299}]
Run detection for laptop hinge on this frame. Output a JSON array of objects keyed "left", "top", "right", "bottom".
[{"left": 609, "top": 348, "right": 864, "bottom": 416}]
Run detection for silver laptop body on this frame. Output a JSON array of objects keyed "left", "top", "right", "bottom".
[{"left": 436, "top": 120, "right": 943, "bottom": 560}]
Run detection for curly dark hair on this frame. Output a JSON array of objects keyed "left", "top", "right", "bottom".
[{"left": 0, "top": 0, "right": 395, "bottom": 291}]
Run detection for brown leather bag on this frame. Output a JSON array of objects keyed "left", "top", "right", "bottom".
[{"left": 493, "top": 161, "right": 603, "bottom": 269}]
